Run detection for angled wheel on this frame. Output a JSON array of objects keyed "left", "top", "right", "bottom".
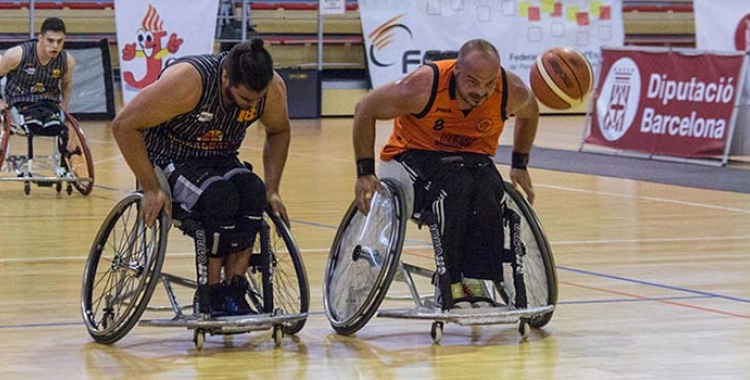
[
  {"left": 81, "top": 193, "right": 169, "bottom": 344},
  {"left": 246, "top": 209, "right": 310, "bottom": 335},
  {"left": 62, "top": 112, "right": 94, "bottom": 195},
  {"left": 496, "top": 181, "right": 558, "bottom": 328},
  {"left": 323, "top": 178, "right": 407, "bottom": 335},
  {"left": 0, "top": 110, "right": 10, "bottom": 170}
]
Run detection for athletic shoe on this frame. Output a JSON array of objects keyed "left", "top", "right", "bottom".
[
  {"left": 462, "top": 278, "right": 495, "bottom": 308},
  {"left": 450, "top": 282, "right": 472, "bottom": 309},
  {"left": 228, "top": 275, "right": 254, "bottom": 316}
]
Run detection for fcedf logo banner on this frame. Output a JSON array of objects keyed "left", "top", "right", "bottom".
[
  {"left": 358, "top": 0, "right": 624, "bottom": 89},
  {"left": 585, "top": 48, "right": 746, "bottom": 158}
]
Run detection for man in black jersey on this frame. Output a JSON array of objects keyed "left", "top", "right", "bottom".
[
  {"left": 112, "top": 39, "right": 291, "bottom": 317},
  {"left": 0, "top": 17, "right": 75, "bottom": 133}
]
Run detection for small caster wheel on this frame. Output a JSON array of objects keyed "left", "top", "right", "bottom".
[
  {"left": 194, "top": 329, "right": 205, "bottom": 350},
  {"left": 24, "top": 182, "right": 30, "bottom": 195},
  {"left": 66, "top": 183, "right": 73, "bottom": 195},
  {"left": 430, "top": 321, "right": 444, "bottom": 344},
  {"left": 55, "top": 182, "right": 62, "bottom": 193},
  {"left": 518, "top": 318, "right": 531, "bottom": 341},
  {"left": 273, "top": 326, "right": 283, "bottom": 347}
]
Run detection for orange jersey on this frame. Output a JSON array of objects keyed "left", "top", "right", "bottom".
[{"left": 380, "top": 59, "right": 509, "bottom": 161}]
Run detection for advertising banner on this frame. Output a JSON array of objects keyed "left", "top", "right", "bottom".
[
  {"left": 584, "top": 47, "right": 746, "bottom": 159},
  {"left": 115, "top": 0, "right": 219, "bottom": 104},
  {"left": 358, "top": 0, "right": 624, "bottom": 90},
  {"left": 694, "top": 0, "right": 750, "bottom": 155}
]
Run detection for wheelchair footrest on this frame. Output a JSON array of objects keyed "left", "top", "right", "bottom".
[
  {"left": 377, "top": 305, "right": 554, "bottom": 326},
  {"left": 139, "top": 312, "right": 308, "bottom": 333}
]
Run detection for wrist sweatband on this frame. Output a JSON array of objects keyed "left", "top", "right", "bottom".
[
  {"left": 356, "top": 158, "right": 375, "bottom": 177},
  {"left": 511, "top": 151, "right": 529, "bottom": 170}
]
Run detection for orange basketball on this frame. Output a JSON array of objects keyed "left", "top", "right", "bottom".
[{"left": 529, "top": 47, "right": 593, "bottom": 110}]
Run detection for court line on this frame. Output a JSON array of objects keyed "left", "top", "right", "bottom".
[
  {"left": 558, "top": 266, "right": 750, "bottom": 304},
  {"left": 558, "top": 295, "right": 709, "bottom": 304},
  {"left": 536, "top": 183, "right": 750, "bottom": 214},
  {"left": 560, "top": 278, "right": 750, "bottom": 319}
]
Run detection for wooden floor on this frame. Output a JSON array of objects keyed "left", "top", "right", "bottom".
[{"left": 1, "top": 115, "right": 749, "bottom": 380}]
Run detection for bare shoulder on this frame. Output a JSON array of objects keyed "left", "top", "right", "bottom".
[
  {"left": 383, "top": 65, "right": 435, "bottom": 113},
  {"left": 155, "top": 62, "right": 202, "bottom": 96},
  {"left": 504, "top": 69, "right": 535, "bottom": 113},
  {"left": 127, "top": 62, "right": 201, "bottom": 115},
  {"left": 0, "top": 45, "right": 23, "bottom": 72},
  {"left": 259, "top": 71, "right": 291, "bottom": 132},
  {"left": 66, "top": 51, "right": 76, "bottom": 66},
  {"left": 394, "top": 65, "right": 434, "bottom": 98},
  {"left": 268, "top": 71, "right": 288, "bottom": 98}
]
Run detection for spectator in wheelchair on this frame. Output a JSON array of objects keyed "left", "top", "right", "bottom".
[
  {"left": 111, "top": 38, "right": 291, "bottom": 317},
  {"left": 352, "top": 38, "right": 539, "bottom": 309},
  {"left": 0, "top": 17, "right": 75, "bottom": 136}
]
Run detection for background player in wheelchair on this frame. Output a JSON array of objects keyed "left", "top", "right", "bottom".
[
  {"left": 111, "top": 39, "right": 292, "bottom": 318},
  {"left": 0, "top": 17, "right": 74, "bottom": 133},
  {"left": 352, "top": 38, "right": 540, "bottom": 310}
]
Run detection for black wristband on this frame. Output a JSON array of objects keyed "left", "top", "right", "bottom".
[
  {"left": 356, "top": 158, "right": 375, "bottom": 177},
  {"left": 511, "top": 151, "right": 529, "bottom": 170}
]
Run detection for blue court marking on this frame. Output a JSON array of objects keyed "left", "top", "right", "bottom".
[
  {"left": 559, "top": 295, "right": 709, "bottom": 305},
  {"left": 558, "top": 266, "right": 750, "bottom": 304}
]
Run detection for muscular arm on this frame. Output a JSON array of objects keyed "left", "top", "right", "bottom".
[
  {"left": 352, "top": 65, "right": 433, "bottom": 162},
  {"left": 0, "top": 46, "right": 21, "bottom": 77},
  {"left": 352, "top": 65, "right": 433, "bottom": 213},
  {"left": 258, "top": 72, "right": 291, "bottom": 221},
  {"left": 0, "top": 47, "right": 22, "bottom": 110},
  {"left": 503, "top": 71, "right": 540, "bottom": 203},
  {"left": 60, "top": 53, "right": 76, "bottom": 111},
  {"left": 111, "top": 62, "right": 201, "bottom": 223}
]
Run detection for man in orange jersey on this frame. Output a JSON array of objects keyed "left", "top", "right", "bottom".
[{"left": 352, "top": 38, "right": 539, "bottom": 309}]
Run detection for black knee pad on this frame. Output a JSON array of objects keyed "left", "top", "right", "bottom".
[
  {"left": 232, "top": 171, "right": 266, "bottom": 247},
  {"left": 195, "top": 180, "right": 240, "bottom": 221},
  {"left": 231, "top": 171, "right": 266, "bottom": 216}
]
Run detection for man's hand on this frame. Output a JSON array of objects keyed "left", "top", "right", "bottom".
[
  {"left": 140, "top": 188, "right": 171, "bottom": 227},
  {"left": 355, "top": 174, "right": 381, "bottom": 215},
  {"left": 267, "top": 192, "right": 289, "bottom": 227},
  {"left": 0, "top": 99, "right": 7, "bottom": 112},
  {"left": 509, "top": 167, "right": 535, "bottom": 205}
]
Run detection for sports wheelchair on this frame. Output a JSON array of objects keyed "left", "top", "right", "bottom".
[
  {"left": 0, "top": 107, "right": 94, "bottom": 195},
  {"left": 324, "top": 178, "right": 557, "bottom": 344},
  {"left": 81, "top": 171, "right": 309, "bottom": 350}
]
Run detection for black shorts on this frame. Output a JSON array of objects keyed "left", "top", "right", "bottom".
[{"left": 163, "top": 156, "right": 252, "bottom": 212}]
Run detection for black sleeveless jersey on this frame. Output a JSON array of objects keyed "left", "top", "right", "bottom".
[
  {"left": 4, "top": 41, "right": 68, "bottom": 106},
  {"left": 144, "top": 53, "right": 266, "bottom": 166}
]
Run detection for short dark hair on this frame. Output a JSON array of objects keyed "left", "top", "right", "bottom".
[
  {"left": 40, "top": 17, "right": 66, "bottom": 34},
  {"left": 458, "top": 38, "right": 500, "bottom": 63},
  {"left": 224, "top": 38, "right": 274, "bottom": 91}
]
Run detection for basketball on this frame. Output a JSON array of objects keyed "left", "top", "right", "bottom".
[{"left": 529, "top": 47, "right": 593, "bottom": 110}]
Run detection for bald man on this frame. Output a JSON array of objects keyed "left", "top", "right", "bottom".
[{"left": 351, "top": 38, "right": 540, "bottom": 310}]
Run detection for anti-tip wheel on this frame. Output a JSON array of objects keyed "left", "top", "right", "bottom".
[
  {"left": 273, "top": 326, "right": 283, "bottom": 347},
  {"left": 194, "top": 329, "right": 205, "bottom": 350},
  {"left": 518, "top": 318, "right": 531, "bottom": 341},
  {"left": 430, "top": 321, "right": 444, "bottom": 344}
]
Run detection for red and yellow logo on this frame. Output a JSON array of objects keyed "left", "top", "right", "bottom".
[{"left": 198, "top": 129, "right": 223, "bottom": 142}]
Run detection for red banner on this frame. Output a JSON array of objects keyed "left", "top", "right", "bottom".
[{"left": 585, "top": 48, "right": 746, "bottom": 158}]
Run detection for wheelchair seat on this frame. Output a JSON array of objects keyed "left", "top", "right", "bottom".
[
  {"left": 9, "top": 102, "right": 65, "bottom": 137},
  {"left": 0, "top": 106, "right": 94, "bottom": 195}
]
